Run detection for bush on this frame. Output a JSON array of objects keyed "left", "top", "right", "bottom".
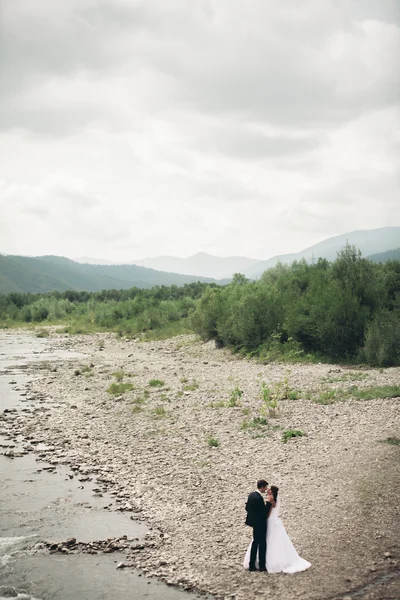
[{"left": 361, "top": 310, "right": 400, "bottom": 367}]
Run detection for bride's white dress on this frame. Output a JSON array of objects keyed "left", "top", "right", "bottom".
[{"left": 243, "top": 497, "right": 311, "bottom": 573}]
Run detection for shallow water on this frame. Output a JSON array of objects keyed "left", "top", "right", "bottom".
[{"left": 0, "top": 333, "right": 203, "bottom": 600}]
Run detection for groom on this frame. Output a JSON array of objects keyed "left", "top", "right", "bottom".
[{"left": 245, "top": 479, "right": 273, "bottom": 572}]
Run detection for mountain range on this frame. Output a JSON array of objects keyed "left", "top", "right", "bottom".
[
  {"left": 77, "top": 227, "right": 400, "bottom": 279},
  {"left": 1, "top": 227, "right": 399, "bottom": 294},
  {"left": 0, "top": 255, "right": 217, "bottom": 294}
]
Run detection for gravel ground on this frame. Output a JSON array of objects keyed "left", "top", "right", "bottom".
[{"left": 1, "top": 330, "right": 399, "bottom": 600}]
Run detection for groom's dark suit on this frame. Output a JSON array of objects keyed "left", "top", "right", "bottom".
[{"left": 245, "top": 491, "right": 271, "bottom": 571}]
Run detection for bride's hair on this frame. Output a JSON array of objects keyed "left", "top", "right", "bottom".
[{"left": 270, "top": 485, "right": 279, "bottom": 502}]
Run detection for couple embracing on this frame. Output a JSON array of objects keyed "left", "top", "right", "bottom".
[{"left": 244, "top": 479, "right": 311, "bottom": 574}]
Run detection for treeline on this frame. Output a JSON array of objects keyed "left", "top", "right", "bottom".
[
  {"left": 1, "top": 246, "right": 399, "bottom": 366},
  {"left": 0, "top": 282, "right": 213, "bottom": 338},
  {"left": 191, "top": 245, "right": 400, "bottom": 366}
]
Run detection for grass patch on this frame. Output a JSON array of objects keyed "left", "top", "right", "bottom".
[
  {"left": 281, "top": 429, "right": 306, "bottom": 443},
  {"left": 322, "top": 371, "right": 369, "bottom": 383},
  {"left": 112, "top": 370, "right": 126, "bottom": 382},
  {"left": 207, "top": 436, "right": 220, "bottom": 448},
  {"left": 313, "top": 389, "right": 338, "bottom": 405},
  {"left": 107, "top": 382, "right": 134, "bottom": 395},
  {"left": 35, "top": 328, "right": 49, "bottom": 338},
  {"left": 132, "top": 405, "right": 143, "bottom": 414},
  {"left": 380, "top": 436, "right": 400, "bottom": 446},
  {"left": 141, "top": 321, "right": 193, "bottom": 341},
  {"left": 210, "top": 400, "right": 226, "bottom": 408},
  {"left": 133, "top": 390, "right": 149, "bottom": 405},
  {"left": 241, "top": 416, "right": 269, "bottom": 431},
  {"left": 183, "top": 381, "right": 199, "bottom": 391},
  {"left": 228, "top": 387, "right": 243, "bottom": 407},
  {"left": 350, "top": 385, "right": 400, "bottom": 401},
  {"left": 148, "top": 379, "right": 165, "bottom": 387},
  {"left": 153, "top": 405, "right": 166, "bottom": 417}
]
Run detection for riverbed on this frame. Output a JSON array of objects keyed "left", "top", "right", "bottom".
[{"left": 0, "top": 332, "right": 205, "bottom": 600}]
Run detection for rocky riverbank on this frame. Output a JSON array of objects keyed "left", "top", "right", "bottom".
[{"left": 1, "top": 329, "right": 399, "bottom": 600}]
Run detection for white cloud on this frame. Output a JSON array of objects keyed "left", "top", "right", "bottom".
[{"left": 0, "top": 0, "right": 399, "bottom": 261}]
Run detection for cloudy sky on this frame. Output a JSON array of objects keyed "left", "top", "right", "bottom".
[{"left": 1, "top": 0, "right": 399, "bottom": 261}]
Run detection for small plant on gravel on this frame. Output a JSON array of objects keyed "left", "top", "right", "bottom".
[
  {"left": 36, "top": 328, "right": 49, "bottom": 338},
  {"left": 207, "top": 435, "right": 220, "bottom": 448},
  {"left": 107, "top": 382, "right": 134, "bottom": 395},
  {"left": 260, "top": 377, "right": 298, "bottom": 416},
  {"left": 241, "top": 416, "right": 269, "bottom": 431},
  {"left": 260, "top": 382, "right": 279, "bottom": 416},
  {"left": 180, "top": 377, "right": 188, "bottom": 383},
  {"left": 228, "top": 387, "right": 243, "bottom": 407},
  {"left": 133, "top": 391, "right": 148, "bottom": 405},
  {"left": 153, "top": 405, "right": 166, "bottom": 417},
  {"left": 210, "top": 400, "right": 225, "bottom": 409},
  {"left": 112, "top": 370, "right": 126, "bottom": 382},
  {"left": 241, "top": 407, "right": 251, "bottom": 416},
  {"left": 183, "top": 381, "right": 199, "bottom": 391},
  {"left": 132, "top": 405, "right": 143, "bottom": 414},
  {"left": 380, "top": 436, "right": 400, "bottom": 446},
  {"left": 281, "top": 429, "right": 306, "bottom": 443},
  {"left": 148, "top": 379, "right": 165, "bottom": 387},
  {"left": 314, "top": 389, "right": 338, "bottom": 405}
]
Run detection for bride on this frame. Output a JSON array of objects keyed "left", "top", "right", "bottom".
[{"left": 244, "top": 486, "right": 311, "bottom": 574}]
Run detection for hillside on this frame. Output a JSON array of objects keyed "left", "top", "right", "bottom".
[
  {"left": 0, "top": 255, "right": 217, "bottom": 294},
  {"left": 246, "top": 227, "right": 400, "bottom": 278},
  {"left": 368, "top": 248, "right": 400, "bottom": 262}
]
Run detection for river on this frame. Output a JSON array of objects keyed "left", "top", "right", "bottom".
[{"left": 0, "top": 332, "right": 204, "bottom": 600}]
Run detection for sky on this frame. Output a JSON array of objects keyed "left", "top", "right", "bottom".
[{"left": 0, "top": 0, "right": 399, "bottom": 261}]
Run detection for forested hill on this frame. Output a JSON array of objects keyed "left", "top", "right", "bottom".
[
  {"left": 0, "top": 255, "right": 218, "bottom": 294},
  {"left": 368, "top": 248, "right": 400, "bottom": 263}
]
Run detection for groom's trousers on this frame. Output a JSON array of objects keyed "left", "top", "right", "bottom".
[{"left": 250, "top": 523, "right": 267, "bottom": 570}]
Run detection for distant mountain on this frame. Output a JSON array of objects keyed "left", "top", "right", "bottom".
[
  {"left": 368, "top": 248, "right": 400, "bottom": 263},
  {"left": 0, "top": 255, "right": 217, "bottom": 294},
  {"left": 75, "top": 256, "right": 122, "bottom": 265},
  {"left": 129, "top": 252, "right": 260, "bottom": 280},
  {"left": 245, "top": 227, "right": 400, "bottom": 278}
]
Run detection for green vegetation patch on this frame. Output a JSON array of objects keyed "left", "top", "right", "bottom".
[
  {"left": 153, "top": 405, "right": 166, "bottom": 417},
  {"left": 380, "top": 436, "right": 400, "bottom": 446},
  {"left": 183, "top": 381, "right": 199, "bottom": 391},
  {"left": 241, "top": 416, "right": 269, "bottom": 430},
  {"left": 107, "top": 382, "right": 135, "bottom": 395},
  {"left": 35, "top": 328, "right": 49, "bottom": 338},
  {"left": 350, "top": 385, "right": 400, "bottom": 401},
  {"left": 281, "top": 429, "right": 306, "bottom": 443},
  {"left": 322, "top": 371, "right": 369, "bottom": 383},
  {"left": 228, "top": 387, "right": 243, "bottom": 407},
  {"left": 148, "top": 379, "right": 165, "bottom": 387},
  {"left": 207, "top": 436, "right": 220, "bottom": 448},
  {"left": 112, "top": 370, "right": 126, "bottom": 382}
]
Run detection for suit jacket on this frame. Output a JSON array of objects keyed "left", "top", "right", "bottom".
[{"left": 245, "top": 491, "right": 271, "bottom": 528}]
